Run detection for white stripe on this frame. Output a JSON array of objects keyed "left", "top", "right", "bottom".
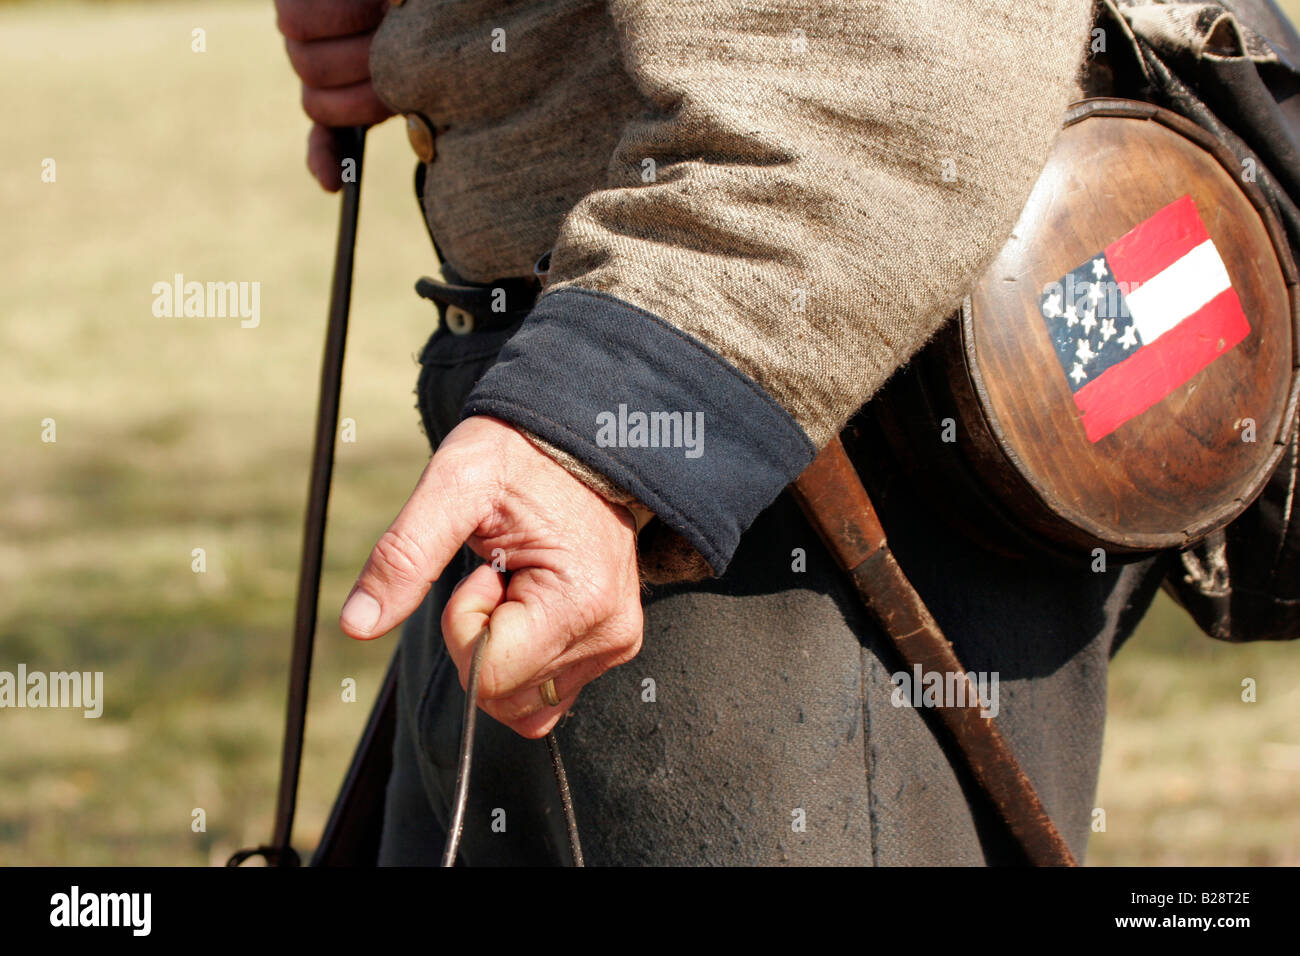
[{"left": 1123, "top": 239, "right": 1232, "bottom": 344}]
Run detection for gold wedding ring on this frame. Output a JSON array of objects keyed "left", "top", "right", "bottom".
[{"left": 540, "top": 678, "right": 561, "bottom": 708}]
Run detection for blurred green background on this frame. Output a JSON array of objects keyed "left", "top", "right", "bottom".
[{"left": 1, "top": 0, "right": 1297, "bottom": 866}]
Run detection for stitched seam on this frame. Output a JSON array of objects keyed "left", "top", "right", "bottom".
[{"left": 861, "top": 645, "right": 880, "bottom": 866}]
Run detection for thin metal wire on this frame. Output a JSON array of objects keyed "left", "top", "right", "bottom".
[
  {"left": 441, "top": 625, "right": 585, "bottom": 867},
  {"left": 546, "top": 730, "right": 584, "bottom": 866},
  {"left": 441, "top": 625, "right": 489, "bottom": 867}
]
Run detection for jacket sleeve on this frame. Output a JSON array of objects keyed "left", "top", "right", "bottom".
[{"left": 463, "top": 0, "right": 1093, "bottom": 577}]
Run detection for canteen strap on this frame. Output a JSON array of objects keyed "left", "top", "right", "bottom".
[{"left": 791, "top": 437, "right": 1078, "bottom": 867}]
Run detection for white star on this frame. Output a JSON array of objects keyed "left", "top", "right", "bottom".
[
  {"left": 1091, "top": 257, "right": 1108, "bottom": 280},
  {"left": 1086, "top": 282, "right": 1104, "bottom": 307},
  {"left": 1081, "top": 309, "right": 1098, "bottom": 336},
  {"left": 1042, "top": 291, "right": 1062, "bottom": 319},
  {"left": 1070, "top": 362, "right": 1088, "bottom": 384},
  {"left": 1076, "top": 338, "right": 1096, "bottom": 364},
  {"left": 1100, "top": 318, "right": 1116, "bottom": 342},
  {"left": 1064, "top": 303, "right": 1079, "bottom": 327},
  {"left": 1118, "top": 324, "right": 1138, "bottom": 350}
]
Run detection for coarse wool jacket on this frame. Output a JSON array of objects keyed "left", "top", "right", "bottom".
[{"left": 370, "top": 0, "right": 1095, "bottom": 582}]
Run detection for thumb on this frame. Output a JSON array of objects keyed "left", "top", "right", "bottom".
[{"left": 340, "top": 458, "right": 488, "bottom": 640}]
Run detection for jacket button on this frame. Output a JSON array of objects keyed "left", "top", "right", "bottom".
[
  {"left": 390, "top": 0, "right": 405, "bottom": 6},
  {"left": 405, "top": 113, "right": 435, "bottom": 164},
  {"left": 445, "top": 305, "right": 474, "bottom": 334}
]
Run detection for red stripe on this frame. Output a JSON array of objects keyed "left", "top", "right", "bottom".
[
  {"left": 1104, "top": 194, "right": 1210, "bottom": 290},
  {"left": 1073, "top": 287, "right": 1251, "bottom": 442}
]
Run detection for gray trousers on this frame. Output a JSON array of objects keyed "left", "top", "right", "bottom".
[{"left": 377, "top": 320, "right": 1170, "bottom": 866}]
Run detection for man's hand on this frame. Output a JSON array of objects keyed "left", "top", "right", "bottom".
[
  {"left": 341, "top": 416, "right": 644, "bottom": 738},
  {"left": 275, "top": 0, "right": 394, "bottom": 191}
]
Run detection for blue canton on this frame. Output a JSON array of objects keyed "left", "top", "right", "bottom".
[{"left": 1038, "top": 254, "right": 1145, "bottom": 394}]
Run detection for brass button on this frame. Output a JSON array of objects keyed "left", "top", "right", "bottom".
[
  {"left": 390, "top": 0, "right": 405, "bottom": 6},
  {"left": 405, "top": 113, "right": 435, "bottom": 164},
  {"left": 445, "top": 305, "right": 474, "bottom": 335}
]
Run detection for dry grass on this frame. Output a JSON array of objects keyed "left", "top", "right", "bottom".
[{"left": 1, "top": 0, "right": 435, "bottom": 864}]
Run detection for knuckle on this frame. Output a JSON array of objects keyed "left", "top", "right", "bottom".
[
  {"left": 610, "top": 632, "right": 643, "bottom": 668},
  {"left": 599, "top": 609, "right": 644, "bottom": 669},
  {"left": 625, "top": 601, "right": 645, "bottom": 641},
  {"left": 368, "top": 528, "right": 431, "bottom": 588}
]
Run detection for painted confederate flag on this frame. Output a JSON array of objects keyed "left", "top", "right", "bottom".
[{"left": 1037, "top": 195, "right": 1251, "bottom": 442}]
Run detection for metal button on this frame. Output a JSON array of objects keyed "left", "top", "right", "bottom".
[
  {"left": 390, "top": 0, "right": 405, "bottom": 6},
  {"left": 533, "top": 251, "right": 552, "bottom": 289},
  {"left": 405, "top": 113, "right": 436, "bottom": 164},
  {"left": 445, "top": 305, "right": 474, "bottom": 335}
]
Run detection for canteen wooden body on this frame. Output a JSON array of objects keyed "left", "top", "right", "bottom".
[{"left": 870, "top": 98, "right": 1300, "bottom": 564}]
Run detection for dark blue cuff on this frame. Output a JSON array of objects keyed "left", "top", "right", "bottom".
[{"left": 461, "top": 287, "right": 816, "bottom": 574}]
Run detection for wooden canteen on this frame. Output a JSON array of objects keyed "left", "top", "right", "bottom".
[{"left": 871, "top": 98, "right": 1300, "bottom": 563}]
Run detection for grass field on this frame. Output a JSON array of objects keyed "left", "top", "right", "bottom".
[{"left": 1, "top": 0, "right": 1298, "bottom": 866}]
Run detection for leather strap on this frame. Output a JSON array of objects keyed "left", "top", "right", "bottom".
[
  {"left": 792, "top": 436, "right": 1078, "bottom": 867},
  {"left": 414, "top": 271, "right": 540, "bottom": 331}
]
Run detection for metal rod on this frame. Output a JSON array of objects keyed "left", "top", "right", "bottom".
[{"left": 269, "top": 126, "right": 368, "bottom": 862}]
